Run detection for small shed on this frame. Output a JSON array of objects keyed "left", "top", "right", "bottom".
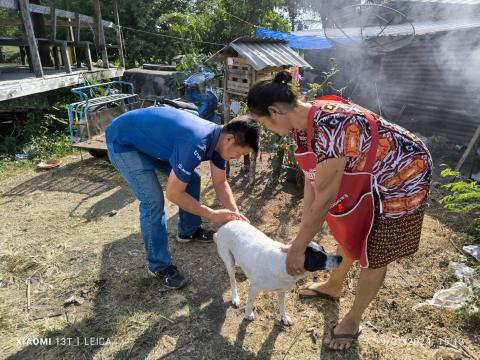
[
  {"left": 210, "top": 37, "right": 312, "bottom": 123},
  {"left": 209, "top": 37, "right": 312, "bottom": 184}
]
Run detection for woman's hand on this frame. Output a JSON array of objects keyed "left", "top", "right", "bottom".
[
  {"left": 281, "top": 158, "right": 347, "bottom": 275},
  {"left": 284, "top": 244, "right": 306, "bottom": 276}
]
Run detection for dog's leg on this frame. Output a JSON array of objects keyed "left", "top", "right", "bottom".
[
  {"left": 244, "top": 285, "right": 259, "bottom": 321},
  {"left": 278, "top": 291, "right": 293, "bottom": 326},
  {"left": 217, "top": 246, "right": 240, "bottom": 308}
]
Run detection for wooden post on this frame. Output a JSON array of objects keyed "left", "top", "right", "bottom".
[
  {"left": 247, "top": 65, "right": 256, "bottom": 186},
  {"left": 52, "top": 45, "right": 60, "bottom": 69},
  {"left": 93, "top": 0, "right": 109, "bottom": 69},
  {"left": 113, "top": 0, "right": 125, "bottom": 68},
  {"left": 50, "top": 7, "right": 59, "bottom": 69},
  {"left": 60, "top": 42, "right": 71, "bottom": 73},
  {"left": 84, "top": 42, "right": 92, "bottom": 70},
  {"left": 74, "top": 12, "right": 81, "bottom": 68},
  {"left": 19, "top": 46, "right": 27, "bottom": 65},
  {"left": 223, "top": 60, "right": 231, "bottom": 177},
  {"left": 25, "top": 47, "right": 34, "bottom": 72},
  {"left": 74, "top": 12, "right": 80, "bottom": 42},
  {"left": 30, "top": 0, "right": 53, "bottom": 67},
  {"left": 18, "top": 0, "right": 43, "bottom": 77},
  {"left": 50, "top": 7, "right": 57, "bottom": 41},
  {"left": 63, "top": 0, "right": 76, "bottom": 61},
  {"left": 455, "top": 124, "right": 480, "bottom": 175},
  {"left": 223, "top": 61, "right": 231, "bottom": 124}
]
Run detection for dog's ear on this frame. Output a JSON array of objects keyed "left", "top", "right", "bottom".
[{"left": 306, "top": 241, "right": 323, "bottom": 252}]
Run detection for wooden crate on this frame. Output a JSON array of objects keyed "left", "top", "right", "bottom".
[
  {"left": 226, "top": 63, "right": 251, "bottom": 96},
  {"left": 254, "top": 68, "right": 277, "bottom": 82},
  {"left": 255, "top": 66, "right": 290, "bottom": 83}
]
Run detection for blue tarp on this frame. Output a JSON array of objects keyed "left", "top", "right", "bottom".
[{"left": 255, "top": 27, "right": 334, "bottom": 50}]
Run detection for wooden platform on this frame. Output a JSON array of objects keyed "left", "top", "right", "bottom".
[
  {"left": 72, "top": 134, "right": 107, "bottom": 151},
  {"left": 0, "top": 65, "right": 125, "bottom": 101}
]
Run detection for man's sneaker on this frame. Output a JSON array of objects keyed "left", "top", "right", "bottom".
[
  {"left": 176, "top": 227, "right": 214, "bottom": 243},
  {"left": 148, "top": 265, "right": 188, "bottom": 289}
]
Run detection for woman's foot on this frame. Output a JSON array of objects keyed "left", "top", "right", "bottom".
[
  {"left": 298, "top": 281, "right": 342, "bottom": 300},
  {"left": 324, "top": 318, "right": 361, "bottom": 350}
]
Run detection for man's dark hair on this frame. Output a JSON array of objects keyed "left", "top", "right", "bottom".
[{"left": 221, "top": 116, "right": 260, "bottom": 153}]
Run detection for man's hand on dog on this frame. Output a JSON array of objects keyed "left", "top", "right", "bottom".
[
  {"left": 209, "top": 209, "right": 249, "bottom": 225},
  {"left": 282, "top": 243, "right": 306, "bottom": 275}
]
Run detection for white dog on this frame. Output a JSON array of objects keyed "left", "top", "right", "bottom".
[{"left": 214, "top": 220, "right": 341, "bottom": 326}]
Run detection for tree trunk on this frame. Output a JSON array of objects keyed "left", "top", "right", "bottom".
[
  {"left": 287, "top": 2, "right": 297, "bottom": 31},
  {"left": 289, "top": 10, "right": 296, "bottom": 31}
]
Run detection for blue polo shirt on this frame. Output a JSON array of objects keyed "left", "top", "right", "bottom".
[{"left": 105, "top": 107, "right": 226, "bottom": 183}]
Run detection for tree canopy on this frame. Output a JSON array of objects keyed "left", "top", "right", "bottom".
[
  {"left": 1, "top": 0, "right": 358, "bottom": 67},
  {"left": 39, "top": 0, "right": 291, "bottom": 67}
]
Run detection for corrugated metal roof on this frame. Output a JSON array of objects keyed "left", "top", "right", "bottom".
[
  {"left": 209, "top": 38, "right": 312, "bottom": 70},
  {"left": 391, "top": 0, "right": 480, "bottom": 4},
  {"left": 293, "top": 19, "right": 480, "bottom": 38}
]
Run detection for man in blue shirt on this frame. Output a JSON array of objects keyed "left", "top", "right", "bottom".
[{"left": 105, "top": 106, "right": 259, "bottom": 289}]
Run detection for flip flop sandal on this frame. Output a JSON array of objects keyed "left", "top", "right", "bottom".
[
  {"left": 325, "top": 327, "right": 362, "bottom": 351},
  {"left": 298, "top": 284, "right": 340, "bottom": 301}
]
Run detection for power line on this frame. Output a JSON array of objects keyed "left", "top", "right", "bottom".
[
  {"left": 120, "top": 25, "right": 226, "bottom": 46},
  {"left": 111, "top": 8, "right": 259, "bottom": 47},
  {"left": 222, "top": 11, "right": 257, "bottom": 28}
]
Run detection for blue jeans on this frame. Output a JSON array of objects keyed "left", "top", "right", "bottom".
[{"left": 107, "top": 143, "right": 202, "bottom": 272}]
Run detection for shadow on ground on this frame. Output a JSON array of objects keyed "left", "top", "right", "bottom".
[
  {"left": 5, "top": 157, "right": 367, "bottom": 359},
  {"left": 2, "top": 158, "right": 135, "bottom": 221}
]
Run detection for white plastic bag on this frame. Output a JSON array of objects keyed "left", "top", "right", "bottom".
[
  {"left": 463, "top": 245, "right": 480, "bottom": 261},
  {"left": 448, "top": 261, "right": 480, "bottom": 287},
  {"left": 412, "top": 282, "right": 472, "bottom": 311}
]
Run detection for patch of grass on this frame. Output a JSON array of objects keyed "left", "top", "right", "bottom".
[
  {"left": 0, "top": 306, "right": 9, "bottom": 330},
  {"left": 0, "top": 155, "right": 34, "bottom": 173},
  {"left": 56, "top": 267, "right": 99, "bottom": 296},
  {"left": 460, "top": 284, "right": 480, "bottom": 330},
  {"left": 0, "top": 254, "right": 46, "bottom": 278},
  {"left": 462, "top": 305, "right": 480, "bottom": 335},
  {"left": 0, "top": 249, "right": 68, "bottom": 280}
]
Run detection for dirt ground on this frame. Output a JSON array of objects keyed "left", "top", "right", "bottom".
[{"left": 0, "top": 153, "right": 479, "bottom": 360}]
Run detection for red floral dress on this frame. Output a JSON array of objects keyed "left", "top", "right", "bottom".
[{"left": 296, "top": 107, "right": 433, "bottom": 219}]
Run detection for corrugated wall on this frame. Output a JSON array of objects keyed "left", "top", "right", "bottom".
[{"left": 303, "top": 29, "right": 480, "bottom": 145}]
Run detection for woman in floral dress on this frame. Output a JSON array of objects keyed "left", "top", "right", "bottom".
[{"left": 247, "top": 71, "right": 432, "bottom": 350}]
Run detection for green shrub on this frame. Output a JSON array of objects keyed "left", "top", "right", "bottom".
[
  {"left": 303, "top": 58, "right": 347, "bottom": 100},
  {"left": 28, "top": 133, "right": 73, "bottom": 161},
  {"left": 439, "top": 168, "right": 480, "bottom": 241},
  {"left": 0, "top": 111, "right": 74, "bottom": 163}
]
